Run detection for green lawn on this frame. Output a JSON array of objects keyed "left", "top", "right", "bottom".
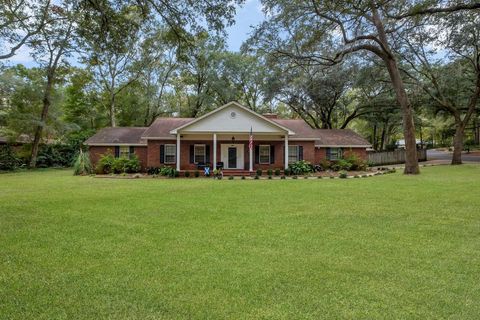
[{"left": 1, "top": 166, "right": 479, "bottom": 319}]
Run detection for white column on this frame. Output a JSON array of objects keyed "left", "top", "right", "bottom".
[
  {"left": 213, "top": 133, "right": 217, "bottom": 170},
  {"left": 284, "top": 134, "right": 289, "bottom": 169},
  {"left": 249, "top": 136, "right": 253, "bottom": 172},
  {"left": 176, "top": 133, "right": 181, "bottom": 171}
]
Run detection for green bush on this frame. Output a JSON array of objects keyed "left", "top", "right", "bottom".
[
  {"left": 281, "top": 175, "right": 286, "bottom": 179},
  {"left": 318, "top": 159, "right": 331, "bottom": 170},
  {"left": 194, "top": 170, "right": 200, "bottom": 178},
  {"left": 288, "top": 160, "right": 313, "bottom": 175},
  {"left": 336, "top": 159, "right": 352, "bottom": 171},
  {"left": 174, "top": 170, "right": 179, "bottom": 178},
  {"left": 184, "top": 170, "right": 190, "bottom": 178},
  {"left": 344, "top": 154, "right": 367, "bottom": 171},
  {"left": 228, "top": 175, "right": 234, "bottom": 180},
  {"left": 147, "top": 167, "right": 161, "bottom": 175},
  {"left": 254, "top": 175, "right": 259, "bottom": 180},
  {"left": 124, "top": 155, "right": 141, "bottom": 173},
  {"left": 268, "top": 175, "right": 272, "bottom": 179},
  {"left": 0, "top": 145, "right": 22, "bottom": 171},
  {"left": 241, "top": 176, "right": 246, "bottom": 180},
  {"left": 73, "top": 150, "right": 92, "bottom": 175},
  {"left": 36, "top": 144, "right": 77, "bottom": 168},
  {"left": 284, "top": 167, "right": 291, "bottom": 176},
  {"left": 160, "top": 166, "right": 175, "bottom": 177},
  {"left": 274, "top": 169, "right": 281, "bottom": 176},
  {"left": 256, "top": 169, "right": 262, "bottom": 176},
  {"left": 339, "top": 170, "right": 348, "bottom": 179},
  {"left": 96, "top": 153, "right": 115, "bottom": 174},
  {"left": 267, "top": 169, "right": 273, "bottom": 176}
]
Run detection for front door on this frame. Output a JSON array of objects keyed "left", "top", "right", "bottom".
[
  {"left": 221, "top": 144, "right": 244, "bottom": 169},
  {"left": 228, "top": 147, "right": 237, "bottom": 169}
]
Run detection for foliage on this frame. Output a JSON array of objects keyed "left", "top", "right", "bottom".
[
  {"left": 284, "top": 167, "right": 291, "bottom": 176},
  {"left": 194, "top": 170, "right": 200, "bottom": 178},
  {"left": 288, "top": 160, "right": 313, "bottom": 175},
  {"left": 147, "top": 167, "right": 161, "bottom": 175},
  {"left": 160, "top": 166, "right": 175, "bottom": 177},
  {"left": 184, "top": 170, "right": 190, "bottom": 178},
  {"left": 96, "top": 153, "right": 140, "bottom": 174},
  {"left": 256, "top": 169, "right": 262, "bottom": 176},
  {"left": 274, "top": 169, "right": 281, "bottom": 176},
  {"left": 73, "top": 150, "right": 92, "bottom": 175},
  {"left": 339, "top": 170, "right": 348, "bottom": 179},
  {"left": 36, "top": 144, "right": 77, "bottom": 168},
  {"left": 0, "top": 145, "right": 22, "bottom": 171},
  {"left": 267, "top": 169, "right": 273, "bottom": 176}
]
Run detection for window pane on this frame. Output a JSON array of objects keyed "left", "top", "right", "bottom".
[
  {"left": 194, "top": 145, "right": 205, "bottom": 163},
  {"left": 165, "top": 144, "right": 176, "bottom": 163},
  {"left": 329, "top": 148, "right": 342, "bottom": 160},
  {"left": 288, "top": 145, "right": 298, "bottom": 163},
  {"left": 259, "top": 145, "right": 270, "bottom": 164},
  {"left": 119, "top": 146, "right": 130, "bottom": 158}
]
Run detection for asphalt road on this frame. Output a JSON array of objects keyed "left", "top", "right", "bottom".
[{"left": 427, "top": 149, "right": 480, "bottom": 162}]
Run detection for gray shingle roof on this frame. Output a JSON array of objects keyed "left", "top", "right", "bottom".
[
  {"left": 272, "top": 119, "right": 370, "bottom": 146},
  {"left": 142, "top": 118, "right": 194, "bottom": 138},
  {"left": 84, "top": 127, "right": 148, "bottom": 145},
  {"left": 84, "top": 118, "right": 370, "bottom": 147}
]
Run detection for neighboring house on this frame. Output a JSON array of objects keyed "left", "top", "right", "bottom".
[{"left": 84, "top": 101, "right": 371, "bottom": 172}]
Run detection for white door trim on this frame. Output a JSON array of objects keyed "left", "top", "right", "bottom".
[{"left": 220, "top": 144, "right": 244, "bottom": 169}]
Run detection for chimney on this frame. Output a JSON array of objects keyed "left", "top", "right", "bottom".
[{"left": 263, "top": 113, "right": 278, "bottom": 119}]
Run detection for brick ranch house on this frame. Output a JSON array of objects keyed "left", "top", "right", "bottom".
[{"left": 85, "top": 101, "right": 371, "bottom": 173}]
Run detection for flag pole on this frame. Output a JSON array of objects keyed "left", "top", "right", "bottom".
[{"left": 249, "top": 126, "right": 253, "bottom": 172}]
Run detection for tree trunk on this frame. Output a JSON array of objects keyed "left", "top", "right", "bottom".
[
  {"left": 384, "top": 57, "right": 420, "bottom": 174},
  {"left": 110, "top": 93, "right": 116, "bottom": 127},
  {"left": 451, "top": 122, "right": 465, "bottom": 165},
  {"left": 30, "top": 73, "right": 53, "bottom": 168}
]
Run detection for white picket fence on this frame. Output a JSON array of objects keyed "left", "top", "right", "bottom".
[{"left": 367, "top": 149, "right": 427, "bottom": 166}]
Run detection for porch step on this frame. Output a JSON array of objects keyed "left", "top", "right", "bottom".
[{"left": 221, "top": 170, "right": 255, "bottom": 176}]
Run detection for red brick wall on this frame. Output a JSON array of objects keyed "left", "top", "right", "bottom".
[
  {"left": 314, "top": 147, "right": 368, "bottom": 163},
  {"left": 89, "top": 146, "right": 148, "bottom": 171}
]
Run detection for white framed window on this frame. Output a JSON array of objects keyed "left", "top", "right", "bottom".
[
  {"left": 164, "top": 144, "right": 176, "bottom": 164},
  {"left": 328, "top": 148, "right": 343, "bottom": 160},
  {"left": 119, "top": 146, "right": 130, "bottom": 158},
  {"left": 259, "top": 145, "right": 270, "bottom": 164},
  {"left": 288, "top": 145, "right": 299, "bottom": 163},
  {"left": 194, "top": 144, "right": 206, "bottom": 163}
]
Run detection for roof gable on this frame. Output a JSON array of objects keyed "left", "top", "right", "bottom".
[{"left": 170, "top": 102, "right": 294, "bottom": 134}]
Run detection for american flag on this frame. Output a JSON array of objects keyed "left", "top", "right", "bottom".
[{"left": 249, "top": 126, "right": 253, "bottom": 150}]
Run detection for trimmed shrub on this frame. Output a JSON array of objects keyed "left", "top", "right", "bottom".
[
  {"left": 174, "top": 170, "right": 180, "bottom": 178},
  {"left": 184, "top": 170, "right": 190, "bottom": 178},
  {"left": 194, "top": 170, "right": 200, "bottom": 178},
  {"left": 254, "top": 175, "right": 259, "bottom": 179},
  {"left": 228, "top": 175, "right": 234, "bottom": 180},
  {"left": 268, "top": 175, "right": 272, "bottom": 179},
  {"left": 241, "top": 176, "right": 246, "bottom": 180},
  {"left": 73, "top": 150, "right": 92, "bottom": 175},
  {"left": 160, "top": 166, "right": 175, "bottom": 177},
  {"left": 267, "top": 169, "right": 273, "bottom": 176},
  {"left": 284, "top": 167, "right": 291, "bottom": 176},
  {"left": 256, "top": 169, "right": 262, "bottom": 176},
  {"left": 339, "top": 170, "right": 348, "bottom": 179},
  {"left": 281, "top": 175, "right": 286, "bottom": 179},
  {"left": 274, "top": 169, "right": 281, "bottom": 176}
]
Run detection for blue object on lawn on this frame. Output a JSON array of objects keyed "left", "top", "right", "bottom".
[{"left": 204, "top": 167, "right": 210, "bottom": 176}]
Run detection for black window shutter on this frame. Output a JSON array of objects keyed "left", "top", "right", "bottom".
[
  {"left": 114, "top": 146, "right": 120, "bottom": 158},
  {"left": 205, "top": 145, "right": 210, "bottom": 163},
  {"left": 159, "top": 145, "right": 165, "bottom": 164},
  {"left": 270, "top": 145, "right": 275, "bottom": 164},
  {"left": 326, "top": 148, "right": 331, "bottom": 160},
  {"left": 255, "top": 145, "right": 259, "bottom": 164},
  {"left": 190, "top": 145, "right": 194, "bottom": 163},
  {"left": 299, "top": 146, "right": 304, "bottom": 161},
  {"left": 129, "top": 146, "right": 135, "bottom": 159}
]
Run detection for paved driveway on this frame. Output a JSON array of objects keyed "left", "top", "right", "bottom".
[{"left": 427, "top": 149, "right": 480, "bottom": 163}]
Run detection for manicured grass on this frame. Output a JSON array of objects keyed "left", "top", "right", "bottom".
[{"left": 1, "top": 166, "right": 479, "bottom": 319}]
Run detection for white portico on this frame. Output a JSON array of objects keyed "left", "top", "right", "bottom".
[{"left": 169, "top": 102, "right": 294, "bottom": 172}]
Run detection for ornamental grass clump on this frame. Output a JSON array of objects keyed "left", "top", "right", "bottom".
[{"left": 73, "top": 150, "right": 92, "bottom": 176}]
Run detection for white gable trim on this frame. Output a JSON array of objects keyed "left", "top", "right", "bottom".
[{"left": 169, "top": 101, "right": 294, "bottom": 134}]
